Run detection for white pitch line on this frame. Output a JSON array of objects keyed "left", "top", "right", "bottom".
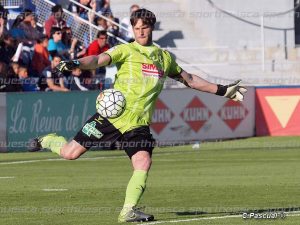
[
  {"left": 0, "top": 158, "right": 64, "bottom": 165},
  {"left": 0, "top": 176, "right": 15, "bottom": 179},
  {"left": 138, "top": 215, "right": 241, "bottom": 225},
  {"left": 0, "top": 151, "right": 194, "bottom": 165},
  {"left": 139, "top": 212, "right": 300, "bottom": 225},
  {"left": 0, "top": 156, "right": 125, "bottom": 165},
  {"left": 42, "top": 189, "right": 68, "bottom": 192}
]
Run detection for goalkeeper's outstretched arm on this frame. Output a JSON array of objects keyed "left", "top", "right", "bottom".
[
  {"left": 170, "top": 69, "right": 247, "bottom": 102},
  {"left": 56, "top": 53, "right": 111, "bottom": 72},
  {"left": 178, "top": 70, "right": 218, "bottom": 93},
  {"left": 77, "top": 53, "right": 111, "bottom": 70}
]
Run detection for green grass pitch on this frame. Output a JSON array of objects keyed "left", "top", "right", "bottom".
[{"left": 0, "top": 136, "right": 300, "bottom": 225}]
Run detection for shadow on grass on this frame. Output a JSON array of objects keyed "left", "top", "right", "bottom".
[{"left": 174, "top": 206, "right": 300, "bottom": 216}]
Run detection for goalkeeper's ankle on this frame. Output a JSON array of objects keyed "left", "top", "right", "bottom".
[
  {"left": 40, "top": 133, "right": 66, "bottom": 155},
  {"left": 120, "top": 204, "right": 135, "bottom": 216},
  {"left": 40, "top": 133, "right": 58, "bottom": 149}
]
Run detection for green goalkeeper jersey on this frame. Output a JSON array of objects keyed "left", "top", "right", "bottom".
[{"left": 105, "top": 41, "right": 182, "bottom": 133}]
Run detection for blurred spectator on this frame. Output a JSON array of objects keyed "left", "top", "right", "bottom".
[
  {"left": 61, "top": 27, "right": 86, "bottom": 59},
  {"left": 67, "top": 68, "right": 100, "bottom": 90},
  {"left": 11, "top": 13, "right": 24, "bottom": 29},
  {"left": 0, "top": 5, "right": 8, "bottom": 39},
  {"left": 0, "top": 34, "right": 17, "bottom": 64},
  {"left": 32, "top": 35, "right": 50, "bottom": 75},
  {"left": 68, "top": 68, "right": 89, "bottom": 91},
  {"left": 68, "top": 0, "right": 95, "bottom": 21},
  {"left": 85, "top": 30, "right": 109, "bottom": 56},
  {"left": 120, "top": 4, "right": 140, "bottom": 42},
  {"left": 45, "top": 4, "right": 67, "bottom": 38},
  {"left": 48, "top": 27, "right": 69, "bottom": 60},
  {"left": 41, "top": 55, "right": 69, "bottom": 91},
  {"left": 17, "top": 9, "right": 42, "bottom": 42},
  {"left": 17, "top": 64, "right": 39, "bottom": 91},
  {"left": 96, "top": 0, "right": 112, "bottom": 16},
  {"left": 85, "top": 30, "right": 109, "bottom": 89},
  {"left": 0, "top": 61, "right": 22, "bottom": 92},
  {"left": 80, "top": 70, "right": 98, "bottom": 89},
  {"left": 94, "top": 16, "right": 108, "bottom": 30},
  {"left": 10, "top": 14, "right": 26, "bottom": 41},
  {"left": 107, "top": 14, "right": 119, "bottom": 46},
  {"left": 90, "top": 0, "right": 112, "bottom": 33},
  {"left": 68, "top": 0, "right": 96, "bottom": 47},
  {"left": 31, "top": 15, "right": 44, "bottom": 35}
]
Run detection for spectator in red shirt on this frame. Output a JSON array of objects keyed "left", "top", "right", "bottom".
[
  {"left": 85, "top": 30, "right": 109, "bottom": 56},
  {"left": 85, "top": 30, "right": 110, "bottom": 89},
  {"left": 32, "top": 35, "right": 50, "bottom": 75},
  {"left": 45, "top": 5, "right": 67, "bottom": 38}
]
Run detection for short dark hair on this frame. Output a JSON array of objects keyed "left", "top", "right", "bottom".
[
  {"left": 52, "top": 54, "right": 62, "bottom": 61},
  {"left": 23, "top": 9, "right": 33, "bottom": 17},
  {"left": 97, "top": 30, "right": 107, "bottom": 38},
  {"left": 130, "top": 8, "right": 156, "bottom": 27},
  {"left": 52, "top": 4, "right": 63, "bottom": 13},
  {"left": 50, "top": 27, "right": 62, "bottom": 38},
  {"left": 37, "top": 35, "right": 48, "bottom": 44}
]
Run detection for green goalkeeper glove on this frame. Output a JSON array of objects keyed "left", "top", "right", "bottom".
[
  {"left": 56, "top": 60, "right": 80, "bottom": 73},
  {"left": 216, "top": 80, "right": 247, "bottom": 102}
]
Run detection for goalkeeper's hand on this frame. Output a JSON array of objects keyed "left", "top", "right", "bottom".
[
  {"left": 216, "top": 80, "right": 247, "bottom": 101},
  {"left": 56, "top": 60, "right": 80, "bottom": 73}
]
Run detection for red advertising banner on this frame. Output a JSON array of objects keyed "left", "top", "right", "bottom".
[{"left": 256, "top": 88, "right": 300, "bottom": 136}]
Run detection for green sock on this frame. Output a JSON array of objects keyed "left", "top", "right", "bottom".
[
  {"left": 121, "top": 170, "right": 148, "bottom": 213},
  {"left": 40, "top": 133, "right": 67, "bottom": 155}
]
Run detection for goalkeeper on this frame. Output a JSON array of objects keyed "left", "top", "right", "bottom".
[{"left": 30, "top": 8, "right": 247, "bottom": 223}]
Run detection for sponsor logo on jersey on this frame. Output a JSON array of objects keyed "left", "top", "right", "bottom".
[
  {"left": 180, "top": 97, "right": 212, "bottom": 132},
  {"left": 218, "top": 100, "right": 248, "bottom": 131},
  {"left": 141, "top": 63, "right": 164, "bottom": 79}
]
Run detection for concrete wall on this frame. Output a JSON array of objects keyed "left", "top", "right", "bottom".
[{"left": 174, "top": 0, "right": 295, "bottom": 48}]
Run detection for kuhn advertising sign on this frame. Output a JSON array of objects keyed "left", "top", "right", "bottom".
[{"left": 151, "top": 87, "right": 255, "bottom": 143}]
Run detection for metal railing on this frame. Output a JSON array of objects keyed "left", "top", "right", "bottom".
[
  {"left": 1, "top": 0, "right": 23, "bottom": 8},
  {"left": 67, "top": 0, "right": 160, "bottom": 47},
  {"left": 69, "top": 0, "right": 129, "bottom": 32},
  {"left": 32, "top": 0, "right": 127, "bottom": 46}
]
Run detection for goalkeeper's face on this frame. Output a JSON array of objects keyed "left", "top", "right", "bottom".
[{"left": 133, "top": 19, "right": 153, "bottom": 46}]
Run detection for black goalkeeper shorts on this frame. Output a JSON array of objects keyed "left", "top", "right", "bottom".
[{"left": 73, "top": 113, "right": 156, "bottom": 158}]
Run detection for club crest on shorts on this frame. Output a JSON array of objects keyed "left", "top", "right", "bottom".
[{"left": 82, "top": 121, "right": 103, "bottom": 139}]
